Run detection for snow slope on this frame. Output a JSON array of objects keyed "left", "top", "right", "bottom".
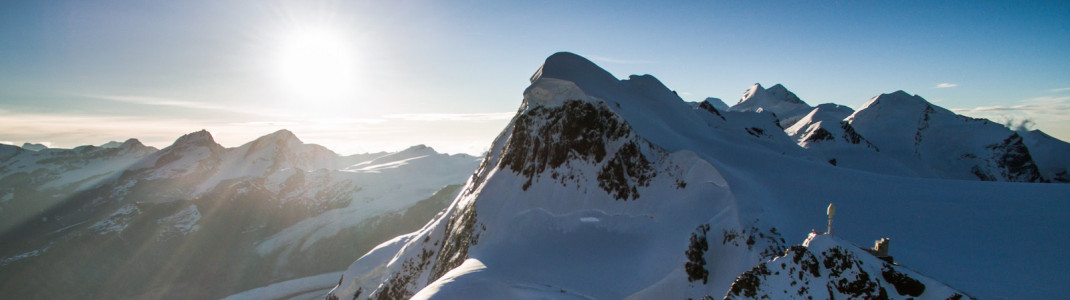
[
  {"left": 1018, "top": 129, "right": 1070, "bottom": 182},
  {"left": 223, "top": 271, "right": 344, "bottom": 300},
  {"left": 847, "top": 91, "right": 1043, "bottom": 182},
  {"left": 0, "top": 130, "right": 480, "bottom": 300},
  {"left": 327, "top": 52, "right": 1070, "bottom": 300},
  {"left": 0, "top": 139, "right": 156, "bottom": 233}
]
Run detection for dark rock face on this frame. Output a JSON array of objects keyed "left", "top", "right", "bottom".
[
  {"left": 913, "top": 105, "right": 935, "bottom": 156},
  {"left": 698, "top": 101, "right": 727, "bottom": 121},
  {"left": 983, "top": 133, "right": 1043, "bottom": 182},
  {"left": 353, "top": 100, "right": 676, "bottom": 300},
  {"left": 745, "top": 127, "right": 767, "bottom": 138},
  {"left": 820, "top": 246, "right": 884, "bottom": 298},
  {"left": 597, "top": 141, "right": 654, "bottom": 200},
  {"left": 840, "top": 121, "right": 879, "bottom": 150},
  {"left": 685, "top": 224, "right": 711, "bottom": 284},
  {"left": 428, "top": 201, "right": 482, "bottom": 285},
  {"left": 500, "top": 100, "right": 657, "bottom": 200},
  {"left": 727, "top": 263, "right": 770, "bottom": 298},
  {"left": 881, "top": 266, "right": 925, "bottom": 297},
  {"left": 800, "top": 121, "right": 878, "bottom": 152},
  {"left": 806, "top": 128, "right": 835, "bottom": 142},
  {"left": 721, "top": 226, "right": 787, "bottom": 262},
  {"left": 368, "top": 199, "right": 484, "bottom": 300}
]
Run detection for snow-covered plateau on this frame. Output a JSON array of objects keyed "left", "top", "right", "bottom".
[{"left": 326, "top": 52, "right": 1070, "bottom": 300}]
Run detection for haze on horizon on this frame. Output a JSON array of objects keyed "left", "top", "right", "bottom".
[{"left": 2, "top": 0, "right": 1068, "bottom": 155}]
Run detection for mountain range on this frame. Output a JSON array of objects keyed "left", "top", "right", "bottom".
[
  {"left": 3, "top": 52, "right": 1068, "bottom": 299},
  {"left": 0, "top": 130, "right": 480, "bottom": 299},
  {"left": 326, "top": 52, "right": 1070, "bottom": 300}
]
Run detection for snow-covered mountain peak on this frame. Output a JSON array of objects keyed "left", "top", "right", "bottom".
[
  {"left": 765, "top": 83, "right": 802, "bottom": 103},
  {"left": 116, "top": 138, "right": 153, "bottom": 155},
  {"left": 171, "top": 129, "right": 221, "bottom": 150},
  {"left": 383, "top": 144, "right": 437, "bottom": 160},
  {"left": 261, "top": 128, "right": 301, "bottom": 142},
  {"left": 847, "top": 91, "right": 1045, "bottom": 181},
  {"left": 100, "top": 139, "right": 142, "bottom": 149},
  {"left": 862, "top": 90, "right": 927, "bottom": 108},
  {"left": 128, "top": 130, "right": 224, "bottom": 181},
  {"left": 740, "top": 83, "right": 764, "bottom": 100},
  {"left": 887, "top": 89, "right": 913, "bottom": 98},
  {"left": 622, "top": 74, "right": 684, "bottom": 104},
  {"left": 731, "top": 83, "right": 809, "bottom": 111},
  {"left": 239, "top": 129, "right": 326, "bottom": 157},
  {"left": 846, "top": 91, "right": 951, "bottom": 136},
  {"left": 729, "top": 82, "right": 813, "bottom": 127},
  {"left": 400, "top": 144, "right": 432, "bottom": 153},
  {"left": 20, "top": 143, "right": 47, "bottom": 151},
  {"left": 524, "top": 52, "right": 693, "bottom": 114},
  {"left": 353, "top": 144, "right": 442, "bottom": 169},
  {"left": 100, "top": 141, "right": 122, "bottom": 148},
  {"left": 703, "top": 97, "right": 729, "bottom": 111},
  {"left": 791, "top": 104, "right": 854, "bottom": 128},
  {"left": 119, "top": 138, "right": 142, "bottom": 148},
  {"left": 530, "top": 52, "right": 620, "bottom": 89}
]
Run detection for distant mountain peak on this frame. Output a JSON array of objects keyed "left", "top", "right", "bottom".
[
  {"left": 248, "top": 129, "right": 305, "bottom": 149},
  {"left": 173, "top": 129, "right": 217, "bottom": 147},
  {"left": 263, "top": 129, "right": 300, "bottom": 141},
  {"left": 120, "top": 138, "right": 143, "bottom": 148},
  {"left": 118, "top": 138, "right": 153, "bottom": 154},
  {"left": 729, "top": 82, "right": 812, "bottom": 128},
  {"left": 530, "top": 52, "right": 620, "bottom": 91},
  {"left": 100, "top": 141, "right": 124, "bottom": 148},
  {"left": 740, "top": 83, "right": 764, "bottom": 102},
  {"left": 403, "top": 144, "right": 431, "bottom": 151},
  {"left": 732, "top": 83, "right": 807, "bottom": 109},
  {"left": 98, "top": 139, "right": 153, "bottom": 153},
  {"left": 851, "top": 91, "right": 946, "bottom": 124},
  {"left": 21, "top": 143, "right": 48, "bottom": 151},
  {"left": 866, "top": 90, "right": 928, "bottom": 108},
  {"left": 391, "top": 144, "right": 438, "bottom": 157},
  {"left": 889, "top": 90, "right": 912, "bottom": 97},
  {"left": 703, "top": 97, "right": 729, "bottom": 111}
]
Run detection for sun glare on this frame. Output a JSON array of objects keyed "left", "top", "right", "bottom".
[{"left": 276, "top": 28, "right": 357, "bottom": 101}]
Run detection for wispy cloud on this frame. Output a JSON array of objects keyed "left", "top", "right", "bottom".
[
  {"left": 951, "top": 96, "right": 1070, "bottom": 115},
  {"left": 383, "top": 112, "right": 514, "bottom": 122},
  {"left": 1049, "top": 87, "right": 1070, "bottom": 93},
  {"left": 80, "top": 94, "right": 235, "bottom": 112},
  {"left": 952, "top": 94, "right": 1070, "bottom": 141},
  {"left": 934, "top": 83, "right": 958, "bottom": 88},
  {"left": 76, "top": 93, "right": 294, "bottom": 119},
  {"left": 230, "top": 121, "right": 301, "bottom": 126},
  {"left": 0, "top": 110, "right": 207, "bottom": 148},
  {"left": 587, "top": 55, "right": 657, "bottom": 65}
]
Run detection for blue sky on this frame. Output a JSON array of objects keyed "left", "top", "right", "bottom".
[{"left": 2, "top": 1, "right": 1068, "bottom": 154}]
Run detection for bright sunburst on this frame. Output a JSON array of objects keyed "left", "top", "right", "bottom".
[{"left": 275, "top": 27, "right": 357, "bottom": 101}]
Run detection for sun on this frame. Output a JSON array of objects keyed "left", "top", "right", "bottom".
[{"left": 275, "top": 28, "right": 357, "bottom": 101}]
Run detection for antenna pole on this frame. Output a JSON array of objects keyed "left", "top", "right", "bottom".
[{"left": 826, "top": 203, "right": 836, "bottom": 235}]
